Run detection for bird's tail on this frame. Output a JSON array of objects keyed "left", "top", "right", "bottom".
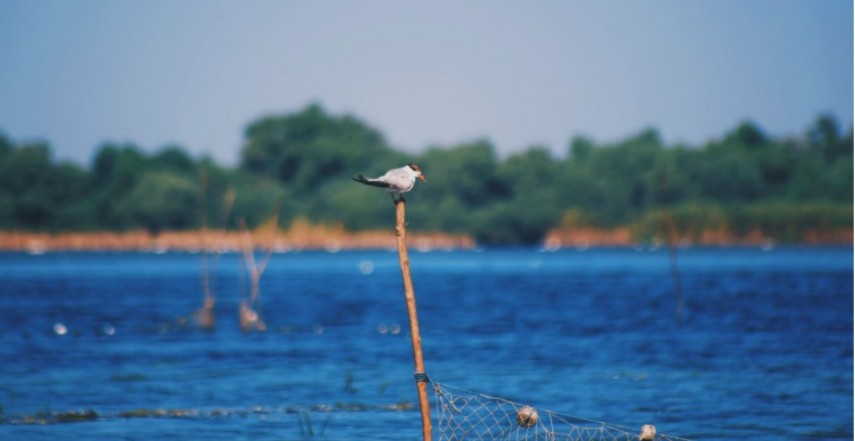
[{"left": 352, "top": 175, "right": 391, "bottom": 188}]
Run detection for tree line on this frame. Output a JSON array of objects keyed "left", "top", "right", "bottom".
[{"left": 0, "top": 104, "right": 851, "bottom": 244}]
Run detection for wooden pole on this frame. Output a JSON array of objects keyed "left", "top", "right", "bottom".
[{"left": 394, "top": 197, "right": 432, "bottom": 441}]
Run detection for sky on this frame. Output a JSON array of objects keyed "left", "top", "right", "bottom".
[{"left": 0, "top": 0, "right": 852, "bottom": 167}]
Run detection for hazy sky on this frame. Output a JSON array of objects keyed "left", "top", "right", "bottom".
[{"left": 1, "top": 0, "right": 852, "bottom": 166}]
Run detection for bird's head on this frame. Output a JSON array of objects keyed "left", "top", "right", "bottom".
[{"left": 408, "top": 163, "right": 427, "bottom": 182}]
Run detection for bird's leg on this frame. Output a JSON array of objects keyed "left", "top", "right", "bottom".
[{"left": 390, "top": 193, "right": 406, "bottom": 204}]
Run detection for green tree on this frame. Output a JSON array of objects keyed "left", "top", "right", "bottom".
[
  {"left": 89, "top": 144, "right": 149, "bottom": 228},
  {"left": 569, "top": 135, "right": 594, "bottom": 161},
  {"left": 493, "top": 147, "right": 563, "bottom": 241},
  {"left": 0, "top": 110, "right": 851, "bottom": 244},
  {"left": 579, "top": 128, "right": 665, "bottom": 223},
  {"left": 0, "top": 142, "right": 55, "bottom": 228},
  {"left": 119, "top": 171, "right": 198, "bottom": 233},
  {"left": 407, "top": 140, "right": 510, "bottom": 235},
  {"left": 151, "top": 145, "right": 195, "bottom": 173},
  {"left": 418, "top": 140, "right": 509, "bottom": 209},
  {"left": 724, "top": 120, "right": 768, "bottom": 149},
  {"left": 241, "top": 103, "right": 397, "bottom": 194},
  {"left": 229, "top": 175, "right": 288, "bottom": 229}
]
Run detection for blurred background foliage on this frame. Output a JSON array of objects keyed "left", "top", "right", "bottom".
[{"left": 0, "top": 104, "right": 851, "bottom": 244}]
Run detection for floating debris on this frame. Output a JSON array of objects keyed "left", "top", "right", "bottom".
[
  {"left": 516, "top": 405, "right": 538, "bottom": 428},
  {"left": 53, "top": 323, "right": 67, "bottom": 336},
  {"left": 376, "top": 323, "right": 402, "bottom": 335},
  {"left": 102, "top": 323, "right": 116, "bottom": 336},
  {"left": 55, "top": 409, "right": 98, "bottom": 423},
  {"left": 640, "top": 424, "right": 657, "bottom": 440},
  {"left": 358, "top": 260, "right": 375, "bottom": 275},
  {"left": 7, "top": 409, "right": 98, "bottom": 425}
]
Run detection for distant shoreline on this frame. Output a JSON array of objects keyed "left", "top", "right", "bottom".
[
  {"left": 0, "top": 229, "right": 475, "bottom": 254},
  {"left": 0, "top": 227, "right": 850, "bottom": 254},
  {"left": 542, "top": 227, "right": 853, "bottom": 249}
]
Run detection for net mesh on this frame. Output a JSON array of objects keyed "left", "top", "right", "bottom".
[{"left": 432, "top": 382, "right": 689, "bottom": 441}]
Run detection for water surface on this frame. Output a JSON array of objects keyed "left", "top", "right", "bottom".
[{"left": 0, "top": 246, "right": 851, "bottom": 440}]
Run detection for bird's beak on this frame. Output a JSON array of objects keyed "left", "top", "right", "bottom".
[{"left": 418, "top": 175, "right": 427, "bottom": 183}]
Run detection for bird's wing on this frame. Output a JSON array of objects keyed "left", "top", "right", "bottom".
[{"left": 353, "top": 175, "right": 392, "bottom": 188}]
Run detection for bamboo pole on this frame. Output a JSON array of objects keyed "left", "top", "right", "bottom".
[{"left": 394, "top": 197, "right": 432, "bottom": 441}]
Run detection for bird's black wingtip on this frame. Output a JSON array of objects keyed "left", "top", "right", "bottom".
[{"left": 352, "top": 175, "right": 392, "bottom": 188}]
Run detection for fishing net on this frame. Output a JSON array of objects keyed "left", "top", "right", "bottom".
[{"left": 432, "top": 382, "right": 689, "bottom": 441}]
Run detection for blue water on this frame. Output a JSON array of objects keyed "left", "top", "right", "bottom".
[{"left": 0, "top": 246, "right": 851, "bottom": 440}]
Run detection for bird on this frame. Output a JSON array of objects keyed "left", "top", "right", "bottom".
[{"left": 352, "top": 163, "right": 427, "bottom": 202}]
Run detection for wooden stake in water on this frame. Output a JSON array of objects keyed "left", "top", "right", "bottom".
[{"left": 394, "top": 197, "right": 432, "bottom": 441}]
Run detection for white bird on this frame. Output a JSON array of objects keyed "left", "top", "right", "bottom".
[{"left": 353, "top": 163, "right": 427, "bottom": 202}]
